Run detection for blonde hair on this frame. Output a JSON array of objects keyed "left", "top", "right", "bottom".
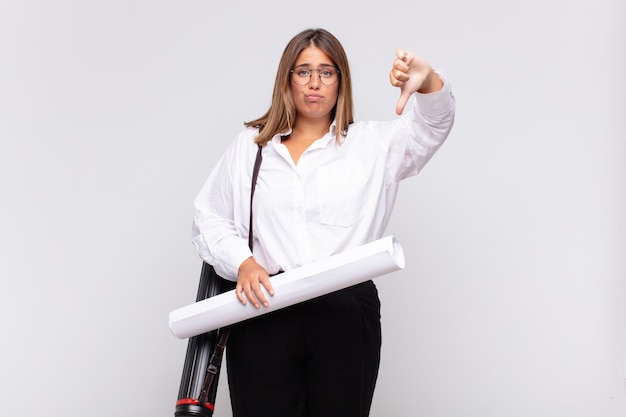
[{"left": 245, "top": 28, "right": 354, "bottom": 145}]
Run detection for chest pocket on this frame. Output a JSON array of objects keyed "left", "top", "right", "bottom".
[{"left": 316, "top": 160, "right": 368, "bottom": 227}]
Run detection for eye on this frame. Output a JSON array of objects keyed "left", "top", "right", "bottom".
[
  {"left": 297, "top": 69, "right": 311, "bottom": 77},
  {"left": 319, "top": 69, "right": 333, "bottom": 78}
]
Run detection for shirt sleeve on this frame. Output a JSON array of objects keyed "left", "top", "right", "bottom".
[
  {"left": 191, "top": 132, "right": 254, "bottom": 281},
  {"left": 387, "top": 71, "right": 456, "bottom": 181}
]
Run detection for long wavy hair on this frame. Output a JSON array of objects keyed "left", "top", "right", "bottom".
[{"left": 245, "top": 28, "right": 354, "bottom": 145}]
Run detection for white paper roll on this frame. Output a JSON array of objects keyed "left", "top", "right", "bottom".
[{"left": 169, "top": 236, "right": 405, "bottom": 339}]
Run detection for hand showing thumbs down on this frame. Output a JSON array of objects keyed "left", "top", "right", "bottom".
[{"left": 389, "top": 49, "right": 443, "bottom": 115}]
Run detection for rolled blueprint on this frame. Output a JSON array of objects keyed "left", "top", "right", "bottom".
[{"left": 169, "top": 236, "right": 405, "bottom": 339}]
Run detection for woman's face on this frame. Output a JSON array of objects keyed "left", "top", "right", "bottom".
[{"left": 290, "top": 46, "right": 339, "bottom": 125}]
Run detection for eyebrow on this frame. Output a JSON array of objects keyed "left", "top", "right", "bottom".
[{"left": 293, "top": 63, "right": 335, "bottom": 68}]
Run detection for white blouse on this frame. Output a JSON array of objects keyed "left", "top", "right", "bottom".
[{"left": 192, "top": 75, "right": 455, "bottom": 281}]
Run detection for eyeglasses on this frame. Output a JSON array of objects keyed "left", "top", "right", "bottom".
[{"left": 290, "top": 66, "right": 340, "bottom": 86}]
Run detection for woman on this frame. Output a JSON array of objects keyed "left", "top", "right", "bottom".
[{"left": 192, "top": 28, "right": 455, "bottom": 417}]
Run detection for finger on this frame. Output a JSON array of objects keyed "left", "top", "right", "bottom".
[
  {"left": 389, "top": 70, "right": 402, "bottom": 88},
  {"left": 394, "top": 58, "right": 409, "bottom": 70},
  {"left": 394, "top": 68, "right": 410, "bottom": 82},
  {"left": 236, "top": 284, "right": 247, "bottom": 305},
  {"left": 395, "top": 48, "right": 408, "bottom": 62},
  {"left": 389, "top": 67, "right": 409, "bottom": 89},
  {"left": 243, "top": 285, "right": 261, "bottom": 309},
  {"left": 252, "top": 284, "right": 269, "bottom": 308},
  {"left": 238, "top": 279, "right": 261, "bottom": 308},
  {"left": 251, "top": 275, "right": 273, "bottom": 307},
  {"left": 396, "top": 90, "right": 412, "bottom": 115},
  {"left": 393, "top": 58, "right": 409, "bottom": 76},
  {"left": 259, "top": 275, "right": 275, "bottom": 297}
]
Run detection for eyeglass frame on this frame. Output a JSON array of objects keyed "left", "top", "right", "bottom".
[{"left": 289, "top": 65, "right": 341, "bottom": 86}]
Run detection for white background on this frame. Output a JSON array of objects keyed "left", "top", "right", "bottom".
[{"left": 1, "top": 1, "right": 625, "bottom": 416}]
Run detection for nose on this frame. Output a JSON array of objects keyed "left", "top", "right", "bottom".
[{"left": 308, "top": 71, "right": 321, "bottom": 88}]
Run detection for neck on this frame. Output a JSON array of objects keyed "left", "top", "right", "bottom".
[{"left": 292, "top": 116, "right": 331, "bottom": 141}]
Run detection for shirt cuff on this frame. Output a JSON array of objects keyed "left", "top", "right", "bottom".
[
  {"left": 413, "top": 71, "right": 454, "bottom": 117},
  {"left": 217, "top": 237, "right": 252, "bottom": 281},
  {"left": 191, "top": 230, "right": 252, "bottom": 281}
]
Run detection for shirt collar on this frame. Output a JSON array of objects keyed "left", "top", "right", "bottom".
[{"left": 271, "top": 120, "right": 339, "bottom": 147}]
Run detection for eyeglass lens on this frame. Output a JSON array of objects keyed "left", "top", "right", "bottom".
[{"left": 291, "top": 67, "right": 339, "bottom": 86}]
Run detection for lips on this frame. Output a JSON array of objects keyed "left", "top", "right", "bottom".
[{"left": 305, "top": 94, "right": 323, "bottom": 102}]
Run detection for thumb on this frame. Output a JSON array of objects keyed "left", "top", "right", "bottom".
[
  {"left": 396, "top": 89, "right": 412, "bottom": 115},
  {"left": 393, "top": 49, "right": 412, "bottom": 115}
]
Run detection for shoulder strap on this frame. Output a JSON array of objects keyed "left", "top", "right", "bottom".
[
  {"left": 192, "top": 144, "right": 263, "bottom": 412},
  {"left": 248, "top": 144, "right": 263, "bottom": 251}
]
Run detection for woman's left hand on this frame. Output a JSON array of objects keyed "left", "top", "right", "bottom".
[{"left": 389, "top": 49, "right": 443, "bottom": 115}]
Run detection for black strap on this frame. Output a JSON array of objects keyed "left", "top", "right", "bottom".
[
  {"left": 248, "top": 144, "right": 263, "bottom": 250},
  {"left": 198, "top": 144, "right": 263, "bottom": 409}
]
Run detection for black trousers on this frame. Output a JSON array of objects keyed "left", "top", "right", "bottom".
[{"left": 226, "top": 280, "right": 382, "bottom": 417}]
